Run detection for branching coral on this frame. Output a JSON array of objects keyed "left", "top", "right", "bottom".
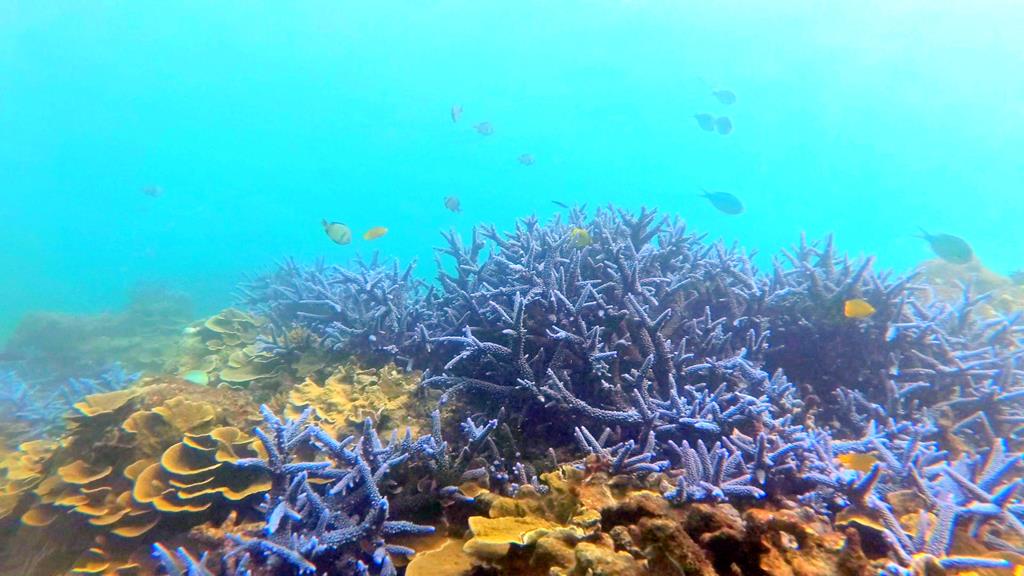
[
  {"left": 221, "top": 405, "right": 435, "bottom": 576},
  {"left": 238, "top": 255, "right": 432, "bottom": 369},
  {"left": 5, "top": 205, "right": 1023, "bottom": 576},
  {"left": 229, "top": 205, "right": 1023, "bottom": 573},
  {"left": 0, "top": 363, "right": 140, "bottom": 442}
]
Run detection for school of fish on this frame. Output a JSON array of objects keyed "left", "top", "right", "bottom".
[{"left": 309, "top": 90, "right": 978, "bottom": 272}]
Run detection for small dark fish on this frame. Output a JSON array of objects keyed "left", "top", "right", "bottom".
[
  {"left": 694, "top": 113, "right": 715, "bottom": 131},
  {"left": 918, "top": 229, "right": 973, "bottom": 264},
  {"left": 714, "top": 116, "right": 733, "bottom": 135},
  {"left": 474, "top": 122, "right": 494, "bottom": 136},
  {"left": 518, "top": 153, "right": 535, "bottom": 166},
  {"left": 552, "top": 201, "right": 570, "bottom": 209},
  {"left": 451, "top": 105, "right": 462, "bottom": 123},
  {"left": 444, "top": 196, "right": 461, "bottom": 213},
  {"left": 142, "top": 185, "right": 163, "bottom": 198},
  {"left": 700, "top": 189, "right": 744, "bottom": 215},
  {"left": 712, "top": 89, "right": 736, "bottom": 105}
]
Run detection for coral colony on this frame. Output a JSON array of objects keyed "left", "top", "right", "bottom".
[
  {"left": 1, "top": 363, "right": 140, "bottom": 441},
  {"left": 1, "top": 206, "right": 1022, "bottom": 575}
]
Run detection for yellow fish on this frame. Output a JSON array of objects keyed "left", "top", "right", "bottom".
[
  {"left": 844, "top": 298, "right": 876, "bottom": 319},
  {"left": 570, "top": 227, "right": 592, "bottom": 248},
  {"left": 322, "top": 220, "right": 352, "bottom": 245},
  {"left": 836, "top": 452, "right": 878, "bottom": 473},
  {"left": 363, "top": 226, "right": 389, "bottom": 241}
]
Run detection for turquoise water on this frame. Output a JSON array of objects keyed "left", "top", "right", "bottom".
[{"left": 2, "top": 1, "right": 1022, "bottom": 342}]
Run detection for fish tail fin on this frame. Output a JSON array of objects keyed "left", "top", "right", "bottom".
[
  {"left": 321, "top": 219, "right": 328, "bottom": 228},
  {"left": 697, "top": 188, "right": 709, "bottom": 198},
  {"left": 915, "top": 227, "right": 930, "bottom": 240}
]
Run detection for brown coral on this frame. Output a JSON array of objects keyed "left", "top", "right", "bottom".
[
  {"left": 203, "top": 308, "right": 264, "bottom": 347},
  {"left": 918, "top": 258, "right": 1024, "bottom": 317},
  {"left": 285, "top": 363, "right": 427, "bottom": 436},
  {"left": 0, "top": 379, "right": 262, "bottom": 576}
]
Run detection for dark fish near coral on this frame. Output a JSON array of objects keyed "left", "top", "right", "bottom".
[
  {"left": 552, "top": 201, "right": 570, "bottom": 209},
  {"left": 444, "top": 196, "right": 461, "bottom": 213},
  {"left": 474, "top": 122, "right": 494, "bottom": 136},
  {"left": 322, "top": 220, "right": 352, "bottom": 245},
  {"left": 694, "top": 113, "right": 715, "bottom": 131},
  {"left": 451, "top": 105, "right": 462, "bottom": 123},
  {"left": 699, "top": 189, "right": 744, "bottom": 215},
  {"left": 142, "top": 185, "right": 163, "bottom": 198},
  {"left": 917, "top": 229, "right": 973, "bottom": 264},
  {"left": 518, "top": 153, "right": 535, "bottom": 166},
  {"left": 714, "top": 116, "right": 733, "bottom": 135},
  {"left": 712, "top": 89, "right": 737, "bottom": 105}
]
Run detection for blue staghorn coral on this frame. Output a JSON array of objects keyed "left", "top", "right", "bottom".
[
  {"left": 218, "top": 405, "right": 435, "bottom": 576},
  {"left": 0, "top": 362, "right": 140, "bottom": 441},
  {"left": 232, "top": 205, "right": 1024, "bottom": 573},
  {"left": 238, "top": 255, "right": 431, "bottom": 369}
]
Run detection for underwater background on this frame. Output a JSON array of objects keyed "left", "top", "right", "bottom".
[
  {"left": 3, "top": 3, "right": 1024, "bottom": 576},
  {"left": 2, "top": 0, "right": 1023, "bottom": 342}
]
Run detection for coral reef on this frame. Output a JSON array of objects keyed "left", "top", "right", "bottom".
[
  {"left": 284, "top": 363, "right": 427, "bottom": 437},
  {"left": 219, "top": 406, "right": 436, "bottom": 576},
  {"left": 5, "top": 284, "right": 192, "bottom": 378},
  {"left": 0, "top": 379, "right": 263, "bottom": 576},
  {"left": 174, "top": 308, "right": 331, "bottom": 399},
  {"left": 0, "top": 363, "right": 140, "bottom": 441},
  {"left": 917, "top": 258, "right": 1024, "bottom": 317},
  {"left": 238, "top": 255, "right": 431, "bottom": 369},
  {"left": 2, "top": 205, "right": 1023, "bottom": 576},
  {"left": 229, "top": 206, "right": 1022, "bottom": 575}
]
